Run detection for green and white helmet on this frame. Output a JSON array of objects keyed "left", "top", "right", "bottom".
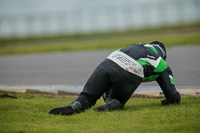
[{"left": 150, "top": 41, "right": 167, "bottom": 60}]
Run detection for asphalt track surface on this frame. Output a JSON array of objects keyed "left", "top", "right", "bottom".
[{"left": 0, "top": 45, "right": 199, "bottom": 87}]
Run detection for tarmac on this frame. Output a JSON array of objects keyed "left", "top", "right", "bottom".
[{"left": 0, "top": 45, "right": 200, "bottom": 98}]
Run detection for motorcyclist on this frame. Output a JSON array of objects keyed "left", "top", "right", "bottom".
[{"left": 49, "top": 41, "right": 181, "bottom": 115}]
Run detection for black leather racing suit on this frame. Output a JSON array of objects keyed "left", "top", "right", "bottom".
[
  {"left": 49, "top": 41, "right": 181, "bottom": 115},
  {"left": 81, "top": 42, "right": 181, "bottom": 106}
]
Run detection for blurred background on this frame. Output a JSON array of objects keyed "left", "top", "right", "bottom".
[
  {"left": 0, "top": 0, "right": 200, "bottom": 38},
  {"left": 0, "top": 0, "right": 200, "bottom": 55}
]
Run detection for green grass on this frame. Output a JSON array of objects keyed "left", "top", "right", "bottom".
[
  {"left": 0, "top": 26, "right": 200, "bottom": 55},
  {"left": 0, "top": 93, "right": 200, "bottom": 133}
]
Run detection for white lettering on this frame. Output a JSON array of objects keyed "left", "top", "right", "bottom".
[{"left": 107, "top": 51, "right": 144, "bottom": 78}]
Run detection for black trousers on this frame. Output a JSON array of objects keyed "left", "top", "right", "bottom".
[{"left": 80, "top": 59, "right": 143, "bottom": 106}]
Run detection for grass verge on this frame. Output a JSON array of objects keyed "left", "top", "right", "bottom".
[
  {"left": 0, "top": 26, "right": 200, "bottom": 55},
  {"left": 0, "top": 93, "right": 200, "bottom": 133}
]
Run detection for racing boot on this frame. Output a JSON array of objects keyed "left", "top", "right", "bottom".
[
  {"left": 49, "top": 101, "right": 83, "bottom": 115},
  {"left": 95, "top": 99, "right": 124, "bottom": 112}
]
